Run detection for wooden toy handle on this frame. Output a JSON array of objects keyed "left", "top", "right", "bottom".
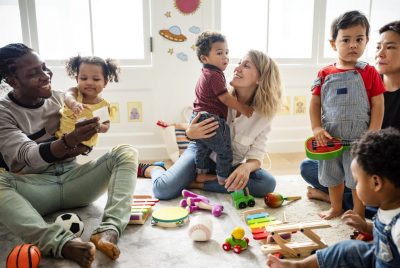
[
  {"left": 285, "top": 196, "right": 301, "bottom": 201},
  {"left": 196, "top": 201, "right": 212, "bottom": 210}
]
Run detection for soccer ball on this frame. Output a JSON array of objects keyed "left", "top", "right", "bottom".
[{"left": 55, "top": 213, "right": 84, "bottom": 237}]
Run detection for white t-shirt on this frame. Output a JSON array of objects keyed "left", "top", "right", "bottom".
[{"left": 377, "top": 207, "right": 400, "bottom": 254}]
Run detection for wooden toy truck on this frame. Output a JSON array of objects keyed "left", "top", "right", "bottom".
[{"left": 261, "top": 221, "right": 331, "bottom": 258}]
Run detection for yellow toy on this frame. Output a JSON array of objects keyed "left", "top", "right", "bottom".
[{"left": 222, "top": 227, "right": 249, "bottom": 254}]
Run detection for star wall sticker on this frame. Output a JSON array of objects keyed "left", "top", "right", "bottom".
[
  {"left": 164, "top": 11, "right": 171, "bottom": 18},
  {"left": 168, "top": 48, "right": 174, "bottom": 55},
  {"left": 191, "top": 44, "right": 196, "bottom": 51}
]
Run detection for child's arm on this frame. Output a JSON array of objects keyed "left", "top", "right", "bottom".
[
  {"left": 342, "top": 210, "right": 373, "bottom": 235},
  {"left": 310, "top": 94, "right": 332, "bottom": 146},
  {"left": 368, "top": 94, "right": 384, "bottom": 131},
  {"left": 64, "top": 87, "right": 87, "bottom": 115},
  {"left": 218, "top": 92, "right": 254, "bottom": 118}
]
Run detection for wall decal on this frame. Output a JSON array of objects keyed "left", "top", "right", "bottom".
[
  {"left": 278, "top": 96, "right": 291, "bottom": 116},
  {"left": 159, "top": 25, "right": 187, "bottom": 42},
  {"left": 293, "top": 96, "right": 307, "bottom": 115},
  {"left": 176, "top": 52, "right": 188, "bottom": 61},
  {"left": 127, "top": 101, "right": 143, "bottom": 122},
  {"left": 189, "top": 26, "right": 201, "bottom": 34},
  {"left": 109, "top": 103, "right": 120, "bottom": 123},
  {"left": 168, "top": 48, "right": 174, "bottom": 55},
  {"left": 191, "top": 44, "right": 196, "bottom": 51},
  {"left": 174, "top": 0, "right": 201, "bottom": 15},
  {"left": 164, "top": 11, "right": 172, "bottom": 18}
]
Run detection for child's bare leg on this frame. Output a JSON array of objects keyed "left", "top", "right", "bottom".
[
  {"left": 352, "top": 189, "right": 365, "bottom": 219},
  {"left": 306, "top": 186, "right": 330, "bottom": 203},
  {"left": 144, "top": 166, "right": 164, "bottom": 178},
  {"left": 62, "top": 238, "right": 96, "bottom": 268},
  {"left": 196, "top": 173, "right": 217, "bottom": 182},
  {"left": 266, "top": 254, "right": 319, "bottom": 268},
  {"left": 319, "top": 183, "right": 344, "bottom": 219},
  {"left": 90, "top": 229, "right": 120, "bottom": 260}
]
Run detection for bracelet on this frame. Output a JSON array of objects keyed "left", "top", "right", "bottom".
[
  {"left": 185, "top": 130, "right": 193, "bottom": 141},
  {"left": 61, "top": 134, "right": 77, "bottom": 150}
]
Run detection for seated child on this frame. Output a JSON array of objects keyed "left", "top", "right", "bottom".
[
  {"left": 191, "top": 31, "right": 254, "bottom": 185},
  {"left": 267, "top": 127, "right": 400, "bottom": 268},
  {"left": 309, "top": 10, "right": 385, "bottom": 219},
  {"left": 55, "top": 55, "right": 119, "bottom": 153}
]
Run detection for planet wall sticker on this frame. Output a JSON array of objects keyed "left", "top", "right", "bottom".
[
  {"left": 159, "top": 25, "right": 187, "bottom": 42},
  {"left": 174, "top": 0, "right": 201, "bottom": 15}
]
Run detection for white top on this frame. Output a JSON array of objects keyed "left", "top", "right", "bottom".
[
  {"left": 211, "top": 108, "right": 272, "bottom": 166},
  {"left": 377, "top": 207, "right": 400, "bottom": 254}
]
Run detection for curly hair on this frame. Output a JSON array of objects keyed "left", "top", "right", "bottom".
[
  {"left": 195, "top": 31, "right": 226, "bottom": 62},
  {"left": 330, "top": 10, "right": 370, "bottom": 41},
  {"left": 65, "top": 55, "right": 120, "bottom": 82},
  {"left": 0, "top": 43, "right": 33, "bottom": 83},
  {"left": 351, "top": 128, "right": 400, "bottom": 188}
]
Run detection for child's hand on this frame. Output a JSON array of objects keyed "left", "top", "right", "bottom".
[
  {"left": 342, "top": 210, "right": 368, "bottom": 233},
  {"left": 71, "top": 102, "right": 87, "bottom": 116},
  {"left": 312, "top": 127, "right": 333, "bottom": 146},
  {"left": 97, "top": 121, "right": 110, "bottom": 133},
  {"left": 241, "top": 105, "right": 255, "bottom": 118}
]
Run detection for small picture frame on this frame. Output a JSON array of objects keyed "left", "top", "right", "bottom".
[{"left": 127, "top": 101, "right": 143, "bottom": 122}]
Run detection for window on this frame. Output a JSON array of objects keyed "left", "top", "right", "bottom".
[
  {"left": 219, "top": 0, "right": 400, "bottom": 64},
  {"left": 1, "top": 0, "right": 151, "bottom": 65},
  {"left": 0, "top": 0, "right": 22, "bottom": 45}
]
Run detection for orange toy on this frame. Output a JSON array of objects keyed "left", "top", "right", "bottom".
[
  {"left": 7, "top": 244, "right": 41, "bottom": 268},
  {"left": 264, "top": 192, "right": 301, "bottom": 208}
]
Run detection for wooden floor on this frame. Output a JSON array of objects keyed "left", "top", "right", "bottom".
[{"left": 265, "top": 152, "right": 306, "bottom": 176}]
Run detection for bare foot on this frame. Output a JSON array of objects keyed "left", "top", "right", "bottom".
[
  {"left": 195, "top": 173, "right": 217, "bottom": 182},
  {"left": 62, "top": 238, "right": 96, "bottom": 268},
  {"left": 266, "top": 253, "right": 294, "bottom": 268},
  {"left": 318, "top": 207, "right": 343, "bottom": 220},
  {"left": 90, "top": 230, "right": 120, "bottom": 260},
  {"left": 306, "top": 186, "right": 330, "bottom": 203}
]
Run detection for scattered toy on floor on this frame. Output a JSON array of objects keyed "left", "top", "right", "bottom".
[
  {"left": 188, "top": 215, "right": 213, "bottom": 241},
  {"left": 264, "top": 192, "right": 301, "bottom": 208},
  {"left": 222, "top": 226, "right": 249, "bottom": 254},
  {"left": 151, "top": 207, "right": 189, "bottom": 228},
  {"left": 54, "top": 212, "right": 84, "bottom": 237},
  {"left": 130, "top": 195, "right": 159, "bottom": 224},
  {"left": 231, "top": 187, "right": 255, "bottom": 209},
  {"left": 180, "top": 189, "right": 224, "bottom": 217},
  {"left": 7, "top": 244, "right": 41, "bottom": 268}
]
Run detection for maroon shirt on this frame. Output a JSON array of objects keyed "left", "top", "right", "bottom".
[{"left": 193, "top": 64, "right": 228, "bottom": 120}]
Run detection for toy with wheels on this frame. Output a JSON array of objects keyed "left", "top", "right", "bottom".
[
  {"left": 7, "top": 244, "right": 41, "bottom": 268},
  {"left": 231, "top": 187, "right": 255, "bottom": 209},
  {"left": 222, "top": 227, "right": 249, "bottom": 254}
]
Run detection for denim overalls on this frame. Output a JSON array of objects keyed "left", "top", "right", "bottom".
[
  {"left": 318, "top": 62, "right": 370, "bottom": 189},
  {"left": 374, "top": 212, "right": 400, "bottom": 267}
]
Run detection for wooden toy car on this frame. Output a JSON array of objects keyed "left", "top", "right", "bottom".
[
  {"left": 231, "top": 187, "right": 255, "bottom": 209},
  {"left": 222, "top": 227, "right": 249, "bottom": 254}
]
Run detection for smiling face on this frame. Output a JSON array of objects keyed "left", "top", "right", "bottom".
[
  {"left": 330, "top": 24, "right": 369, "bottom": 68},
  {"left": 76, "top": 63, "right": 107, "bottom": 99},
  {"left": 375, "top": 30, "right": 400, "bottom": 76},
  {"left": 10, "top": 51, "right": 53, "bottom": 104},
  {"left": 230, "top": 54, "right": 259, "bottom": 92},
  {"left": 200, "top": 41, "right": 229, "bottom": 71}
]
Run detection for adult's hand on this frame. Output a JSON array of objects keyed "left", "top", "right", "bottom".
[
  {"left": 185, "top": 113, "right": 219, "bottom": 140},
  {"left": 65, "top": 117, "right": 101, "bottom": 147},
  {"left": 224, "top": 163, "right": 251, "bottom": 191}
]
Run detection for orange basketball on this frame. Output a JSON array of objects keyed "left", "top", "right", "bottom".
[{"left": 6, "top": 244, "right": 41, "bottom": 268}]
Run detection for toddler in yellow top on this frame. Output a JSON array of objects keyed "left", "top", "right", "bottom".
[{"left": 56, "top": 55, "right": 120, "bottom": 149}]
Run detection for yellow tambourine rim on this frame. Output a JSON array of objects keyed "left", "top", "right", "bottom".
[{"left": 152, "top": 207, "right": 189, "bottom": 222}]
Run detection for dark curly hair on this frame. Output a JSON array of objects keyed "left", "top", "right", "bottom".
[
  {"left": 0, "top": 43, "right": 33, "bottom": 83},
  {"left": 330, "top": 10, "right": 370, "bottom": 41},
  {"left": 195, "top": 31, "right": 226, "bottom": 62},
  {"left": 66, "top": 55, "right": 120, "bottom": 82},
  {"left": 379, "top": 20, "right": 400, "bottom": 35},
  {"left": 351, "top": 128, "right": 400, "bottom": 188}
]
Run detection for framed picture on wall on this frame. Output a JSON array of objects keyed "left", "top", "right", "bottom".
[{"left": 127, "top": 101, "right": 143, "bottom": 122}]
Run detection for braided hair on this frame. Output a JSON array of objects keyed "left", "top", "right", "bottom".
[{"left": 0, "top": 43, "right": 33, "bottom": 84}]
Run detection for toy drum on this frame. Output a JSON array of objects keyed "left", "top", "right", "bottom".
[{"left": 151, "top": 207, "right": 189, "bottom": 228}]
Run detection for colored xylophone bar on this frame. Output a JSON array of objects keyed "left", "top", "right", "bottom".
[{"left": 129, "top": 195, "right": 159, "bottom": 225}]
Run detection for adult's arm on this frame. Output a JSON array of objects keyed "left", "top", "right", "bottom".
[
  {"left": 368, "top": 94, "right": 384, "bottom": 131},
  {"left": 185, "top": 113, "right": 219, "bottom": 140},
  {"left": 224, "top": 159, "right": 261, "bottom": 191}
]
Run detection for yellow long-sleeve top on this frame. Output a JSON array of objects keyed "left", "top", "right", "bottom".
[{"left": 55, "top": 91, "right": 110, "bottom": 147}]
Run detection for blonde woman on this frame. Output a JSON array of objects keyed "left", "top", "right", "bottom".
[{"left": 142, "top": 50, "right": 282, "bottom": 199}]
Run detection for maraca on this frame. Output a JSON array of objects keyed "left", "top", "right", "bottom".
[{"left": 264, "top": 192, "right": 301, "bottom": 208}]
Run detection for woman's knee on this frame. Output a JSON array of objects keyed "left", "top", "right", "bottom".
[{"left": 111, "top": 144, "right": 139, "bottom": 165}]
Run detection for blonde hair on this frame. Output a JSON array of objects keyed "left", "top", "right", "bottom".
[{"left": 246, "top": 50, "right": 282, "bottom": 119}]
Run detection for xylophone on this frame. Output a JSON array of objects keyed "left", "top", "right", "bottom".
[{"left": 129, "top": 195, "right": 159, "bottom": 224}]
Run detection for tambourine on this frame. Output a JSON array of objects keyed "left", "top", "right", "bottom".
[{"left": 151, "top": 207, "right": 189, "bottom": 228}]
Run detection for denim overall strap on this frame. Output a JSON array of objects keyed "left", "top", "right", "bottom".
[
  {"left": 320, "top": 65, "right": 370, "bottom": 139},
  {"left": 373, "top": 212, "right": 400, "bottom": 267}
]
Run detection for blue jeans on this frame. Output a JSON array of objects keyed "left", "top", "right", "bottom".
[
  {"left": 300, "top": 158, "right": 377, "bottom": 219},
  {"left": 316, "top": 240, "right": 374, "bottom": 268},
  {"left": 151, "top": 142, "right": 276, "bottom": 200},
  {"left": 191, "top": 113, "right": 232, "bottom": 181}
]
